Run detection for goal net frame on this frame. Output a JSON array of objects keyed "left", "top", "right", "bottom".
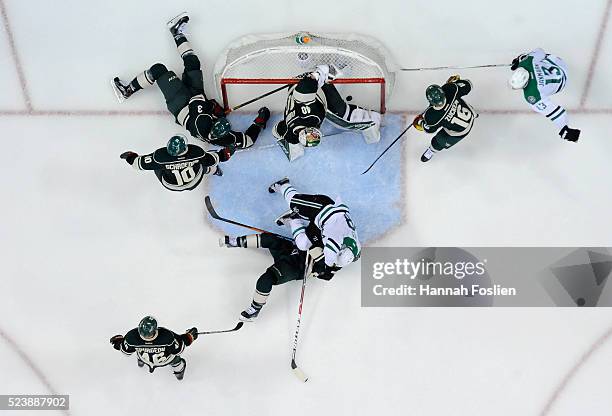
[{"left": 214, "top": 32, "right": 397, "bottom": 114}]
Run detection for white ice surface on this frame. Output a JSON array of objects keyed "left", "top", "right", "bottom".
[{"left": 1, "top": 0, "right": 612, "bottom": 415}]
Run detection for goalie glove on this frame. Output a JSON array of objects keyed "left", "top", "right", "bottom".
[
  {"left": 413, "top": 114, "right": 425, "bottom": 132},
  {"left": 120, "top": 151, "right": 138, "bottom": 165},
  {"left": 446, "top": 74, "right": 460, "bottom": 84}
]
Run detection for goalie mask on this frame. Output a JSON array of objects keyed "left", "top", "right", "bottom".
[
  {"left": 509, "top": 67, "right": 530, "bottom": 90},
  {"left": 166, "top": 134, "right": 188, "bottom": 156},
  {"left": 298, "top": 127, "right": 322, "bottom": 147},
  {"left": 211, "top": 117, "right": 232, "bottom": 139},
  {"left": 138, "top": 316, "right": 158, "bottom": 341},
  {"left": 426, "top": 85, "right": 446, "bottom": 110}
]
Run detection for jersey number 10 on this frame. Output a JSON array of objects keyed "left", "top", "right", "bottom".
[{"left": 171, "top": 167, "right": 196, "bottom": 186}]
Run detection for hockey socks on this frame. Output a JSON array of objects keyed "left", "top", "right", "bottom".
[
  {"left": 220, "top": 235, "right": 262, "bottom": 248},
  {"left": 421, "top": 146, "right": 438, "bottom": 162}
]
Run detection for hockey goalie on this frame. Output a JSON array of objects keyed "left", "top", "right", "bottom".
[{"left": 273, "top": 64, "right": 383, "bottom": 161}]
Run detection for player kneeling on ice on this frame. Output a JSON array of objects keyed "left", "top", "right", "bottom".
[
  {"left": 112, "top": 12, "right": 270, "bottom": 149},
  {"left": 110, "top": 316, "right": 198, "bottom": 380},
  {"left": 220, "top": 233, "right": 328, "bottom": 322},
  {"left": 120, "top": 134, "right": 233, "bottom": 191},
  {"left": 413, "top": 75, "right": 478, "bottom": 162},
  {"left": 274, "top": 64, "right": 382, "bottom": 161},
  {"left": 509, "top": 48, "right": 580, "bottom": 142}
]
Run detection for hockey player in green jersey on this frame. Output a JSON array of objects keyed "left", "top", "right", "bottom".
[
  {"left": 509, "top": 48, "right": 580, "bottom": 142},
  {"left": 412, "top": 75, "right": 478, "bottom": 162},
  {"left": 110, "top": 316, "right": 198, "bottom": 380}
]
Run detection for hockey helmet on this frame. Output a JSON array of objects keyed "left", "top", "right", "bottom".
[
  {"left": 426, "top": 85, "right": 446, "bottom": 109},
  {"left": 298, "top": 127, "right": 322, "bottom": 147},
  {"left": 336, "top": 236, "right": 360, "bottom": 267},
  {"left": 167, "top": 134, "right": 188, "bottom": 156},
  {"left": 509, "top": 67, "right": 530, "bottom": 90},
  {"left": 211, "top": 117, "right": 232, "bottom": 139},
  {"left": 138, "top": 316, "right": 158, "bottom": 341}
]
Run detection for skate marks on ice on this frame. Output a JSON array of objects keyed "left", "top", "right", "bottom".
[{"left": 206, "top": 113, "right": 406, "bottom": 244}]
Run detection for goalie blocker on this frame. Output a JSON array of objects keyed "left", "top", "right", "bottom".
[{"left": 273, "top": 65, "right": 382, "bottom": 161}]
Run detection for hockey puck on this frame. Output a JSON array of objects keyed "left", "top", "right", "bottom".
[
  {"left": 346, "top": 95, "right": 353, "bottom": 101},
  {"left": 576, "top": 297, "right": 586, "bottom": 306}
]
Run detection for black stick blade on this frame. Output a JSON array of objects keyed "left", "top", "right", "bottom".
[{"left": 204, "top": 195, "right": 221, "bottom": 219}]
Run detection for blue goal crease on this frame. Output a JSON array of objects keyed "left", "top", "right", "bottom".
[{"left": 207, "top": 113, "right": 406, "bottom": 244}]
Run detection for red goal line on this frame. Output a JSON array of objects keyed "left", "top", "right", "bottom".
[{"left": 220, "top": 77, "right": 387, "bottom": 113}]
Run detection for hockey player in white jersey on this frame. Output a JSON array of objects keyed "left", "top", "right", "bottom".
[
  {"left": 509, "top": 48, "right": 580, "bottom": 142},
  {"left": 268, "top": 178, "right": 361, "bottom": 270}
]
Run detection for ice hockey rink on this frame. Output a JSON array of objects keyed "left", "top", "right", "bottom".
[{"left": 2, "top": 0, "right": 612, "bottom": 415}]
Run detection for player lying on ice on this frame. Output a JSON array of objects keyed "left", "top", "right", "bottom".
[
  {"left": 110, "top": 316, "right": 198, "bottom": 380},
  {"left": 120, "top": 134, "right": 234, "bottom": 191},
  {"left": 273, "top": 64, "right": 382, "bottom": 161},
  {"left": 509, "top": 48, "right": 580, "bottom": 142},
  {"left": 112, "top": 12, "right": 270, "bottom": 149},
  {"left": 219, "top": 178, "right": 361, "bottom": 322}
]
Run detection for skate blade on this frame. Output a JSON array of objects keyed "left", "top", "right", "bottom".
[
  {"left": 167, "top": 11, "right": 188, "bottom": 29},
  {"left": 110, "top": 78, "right": 125, "bottom": 104},
  {"left": 239, "top": 315, "right": 255, "bottom": 323}
]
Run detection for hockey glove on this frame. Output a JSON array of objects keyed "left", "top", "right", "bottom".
[
  {"left": 120, "top": 151, "right": 138, "bottom": 165},
  {"left": 511, "top": 54, "right": 528, "bottom": 71},
  {"left": 318, "top": 265, "right": 341, "bottom": 281},
  {"left": 413, "top": 115, "right": 425, "bottom": 132},
  {"left": 183, "top": 327, "right": 199, "bottom": 346},
  {"left": 110, "top": 335, "right": 124, "bottom": 350},
  {"left": 218, "top": 146, "right": 235, "bottom": 162},
  {"left": 559, "top": 126, "right": 580, "bottom": 142},
  {"left": 210, "top": 99, "right": 226, "bottom": 117},
  {"left": 446, "top": 74, "right": 460, "bottom": 84}
]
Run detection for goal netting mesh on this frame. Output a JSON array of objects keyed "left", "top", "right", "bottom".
[{"left": 214, "top": 32, "right": 398, "bottom": 113}]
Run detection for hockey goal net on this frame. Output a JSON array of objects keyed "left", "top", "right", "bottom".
[{"left": 214, "top": 32, "right": 397, "bottom": 114}]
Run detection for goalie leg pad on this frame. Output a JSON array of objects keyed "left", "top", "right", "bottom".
[{"left": 325, "top": 104, "right": 382, "bottom": 144}]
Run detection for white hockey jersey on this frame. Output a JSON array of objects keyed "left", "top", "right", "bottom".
[{"left": 517, "top": 48, "right": 569, "bottom": 129}]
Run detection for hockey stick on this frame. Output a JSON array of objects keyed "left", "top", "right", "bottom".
[
  {"left": 361, "top": 124, "right": 413, "bottom": 175},
  {"left": 291, "top": 252, "right": 313, "bottom": 382},
  {"left": 226, "top": 84, "right": 292, "bottom": 114},
  {"left": 205, "top": 196, "right": 291, "bottom": 241},
  {"left": 197, "top": 322, "right": 243, "bottom": 335},
  {"left": 236, "top": 130, "right": 349, "bottom": 153},
  {"left": 400, "top": 63, "right": 510, "bottom": 72}
]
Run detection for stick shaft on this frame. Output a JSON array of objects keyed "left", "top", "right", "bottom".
[
  {"left": 400, "top": 63, "right": 509, "bottom": 72},
  {"left": 205, "top": 196, "right": 291, "bottom": 240},
  {"left": 361, "top": 124, "right": 413, "bottom": 175},
  {"left": 290, "top": 253, "right": 312, "bottom": 382},
  {"left": 227, "top": 84, "right": 291, "bottom": 113},
  {"left": 198, "top": 322, "right": 243, "bottom": 335}
]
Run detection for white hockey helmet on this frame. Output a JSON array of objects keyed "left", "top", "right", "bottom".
[
  {"left": 509, "top": 67, "right": 530, "bottom": 90},
  {"left": 336, "top": 248, "right": 355, "bottom": 268},
  {"left": 298, "top": 127, "right": 322, "bottom": 147}
]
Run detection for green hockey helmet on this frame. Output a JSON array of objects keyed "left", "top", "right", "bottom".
[
  {"left": 167, "top": 134, "right": 188, "bottom": 156},
  {"left": 138, "top": 316, "right": 158, "bottom": 341},
  {"left": 211, "top": 117, "right": 232, "bottom": 139},
  {"left": 426, "top": 84, "right": 446, "bottom": 109}
]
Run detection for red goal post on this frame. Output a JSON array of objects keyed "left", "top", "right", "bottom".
[{"left": 214, "top": 32, "right": 397, "bottom": 114}]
